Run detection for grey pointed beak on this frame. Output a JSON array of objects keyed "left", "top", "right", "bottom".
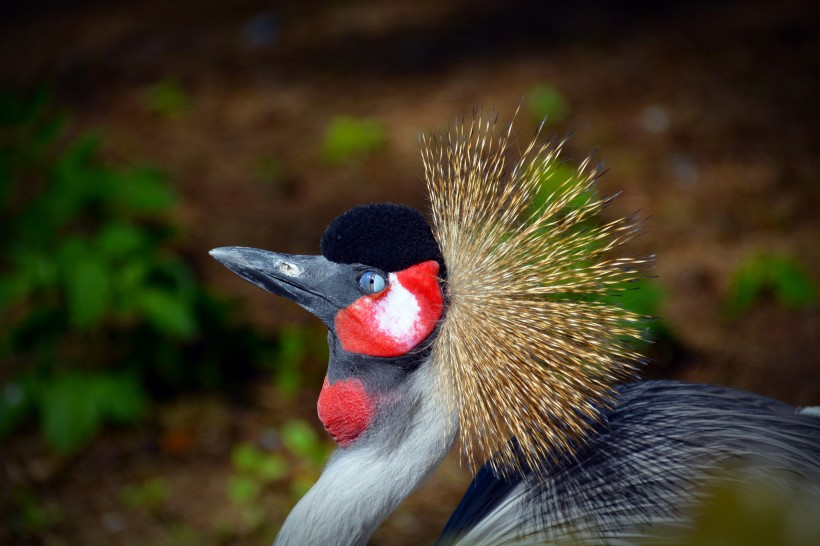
[{"left": 209, "top": 246, "right": 344, "bottom": 328}]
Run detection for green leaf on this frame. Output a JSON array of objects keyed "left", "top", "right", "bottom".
[
  {"left": 143, "top": 79, "right": 191, "bottom": 119},
  {"left": 56, "top": 132, "right": 102, "bottom": 175},
  {"left": 770, "top": 258, "right": 816, "bottom": 308},
  {"left": 227, "top": 475, "right": 261, "bottom": 506},
  {"left": 726, "top": 263, "right": 764, "bottom": 317},
  {"left": 274, "top": 326, "right": 309, "bottom": 395},
  {"left": 136, "top": 288, "right": 197, "bottom": 338},
  {"left": 112, "top": 259, "right": 151, "bottom": 315},
  {"left": 0, "top": 153, "right": 12, "bottom": 206},
  {"left": 280, "top": 420, "right": 327, "bottom": 464},
  {"left": 254, "top": 155, "right": 285, "bottom": 186},
  {"left": 0, "top": 272, "right": 33, "bottom": 310},
  {"left": 0, "top": 89, "right": 24, "bottom": 125},
  {"left": 616, "top": 279, "right": 663, "bottom": 318},
  {"left": 151, "top": 259, "right": 198, "bottom": 301},
  {"left": 529, "top": 161, "right": 596, "bottom": 214},
  {"left": 18, "top": 175, "right": 85, "bottom": 239},
  {"left": 725, "top": 252, "right": 817, "bottom": 317},
  {"left": 321, "top": 116, "right": 387, "bottom": 164},
  {"left": 65, "top": 254, "right": 110, "bottom": 329},
  {"left": 93, "top": 374, "right": 146, "bottom": 423},
  {"left": 0, "top": 380, "right": 34, "bottom": 439},
  {"left": 39, "top": 373, "right": 145, "bottom": 453},
  {"left": 0, "top": 88, "right": 50, "bottom": 126},
  {"left": 605, "top": 279, "right": 668, "bottom": 344},
  {"left": 527, "top": 84, "right": 570, "bottom": 124},
  {"left": 17, "top": 249, "right": 59, "bottom": 290},
  {"left": 33, "top": 113, "right": 66, "bottom": 152},
  {"left": 231, "top": 442, "right": 289, "bottom": 481},
  {"left": 232, "top": 442, "right": 264, "bottom": 474},
  {"left": 121, "top": 478, "right": 169, "bottom": 510},
  {"left": 40, "top": 375, "right": 101, "bottom": 453},
  {"left": 94, "top": 222, "right": 147, "bottom": 259},
  {"left": 110, "top": 167, "right": 175, "bottom": 214},
  {"left": 256, "top": 453, "right": 288, "bottom": 482},
  {"left": 21, "top": 88, "right": 52, "bottom": 126},
  {"left": 13, "top": 486, "right": 62, "bottom": 532},
  {"left": 55, "top": 236, "right": 89, "bottom": 271}
]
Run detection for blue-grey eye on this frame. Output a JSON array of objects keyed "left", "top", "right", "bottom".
[{"left": 358, "top": 270, "right": 387, "bottom": 294}]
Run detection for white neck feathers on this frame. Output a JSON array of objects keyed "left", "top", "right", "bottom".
[{"left": 274, "top": 362, "right": 456, "bottom": 546}]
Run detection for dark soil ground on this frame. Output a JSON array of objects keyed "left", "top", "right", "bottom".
[{"left": 2, "top": 1, "right": 819, "bottom": 545}]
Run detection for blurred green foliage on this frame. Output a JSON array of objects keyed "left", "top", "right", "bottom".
[
  {"left": 254, "top": 155, "right": 285, "bottom": 185},
  {"left": 321, "top": 115, "right": 387, "bottom": 164},
  {"left": 725, "top": 251, "right": 817, "bottom": 318},
  {"left": 143, "top": 78, "right": 191, "bottom": 119},
  {"left": 530, "top": 156, "right": 666, "bottom": 346},
  {"left": 279, "top": 419, "right": 329, "bottom": 469},
  {"left": 664, "top": 472, "right": 820, "bottom": 546},
  {"left": 7, "top": 487, "right": 62, "bottom": 536},
  {"left": 608, "top": 278, "right": 668, "bottom": 346},
  {"left": 272, "top": 325, "right": 328, "bottom": 400},
  {"left": 121, "top": 477, "right": 170, "bottom": 513},
  {"left": 39, "top": 372, "right": 146, "bottom": 453},
  {"left": 529, "top": 159, "right": 596, "bottom": 213},
  {"left": 163, "top": 524, "right": 202, "bottom": 546},
  {"left": 0, "top": 89, "right": 276, "bottom": 453},
  {"left": 228, "top": 420, "right": 332, "bottom": 529},
  {"left": 228, "top": 442, "right": 285, "bottom": 529},
  {"left": 527, "top": 84, "right": 570, "bottom": 125}
]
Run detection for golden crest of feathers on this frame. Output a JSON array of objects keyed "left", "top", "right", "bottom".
[{"left": 421, "top": 112, "right": 650, "bottom": 477}]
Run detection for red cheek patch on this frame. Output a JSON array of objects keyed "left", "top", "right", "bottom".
[
  {"left": 317, "top": 377, "right": 374, "bottom": 447},
  {"left": 334, "top": 260, "right": 443, "bottom": 357}
]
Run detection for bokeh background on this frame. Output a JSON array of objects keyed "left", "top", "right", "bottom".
[{"left": 2, "top": 1, "right": 818, "bottom": 545}]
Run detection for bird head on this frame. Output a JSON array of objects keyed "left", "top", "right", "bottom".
[
  {"left": 211, "top": 203, "right": 447, "bottom": 447},
  {"left": 212, "top": 113, "right": 650, "bottom": 477}
]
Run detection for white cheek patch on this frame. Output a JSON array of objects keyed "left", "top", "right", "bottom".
[{"left": 373, "top": 274, "right": 421, "bottom": 343}]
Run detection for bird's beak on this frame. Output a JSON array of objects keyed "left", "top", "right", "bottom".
[{"left": 209, "top": 246, "right": 342, "bottom": 328}]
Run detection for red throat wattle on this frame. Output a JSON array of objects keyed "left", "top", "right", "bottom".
[
  {"left": 334, "top": 260, "right": 443, "bottom": 357},
  {"left": 317, "top": 377, "right": 374, "bottom": 447}
]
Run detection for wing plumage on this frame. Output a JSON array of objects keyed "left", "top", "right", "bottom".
[{"left": 438, "top": 381, "right": 820, "bottom": 545}]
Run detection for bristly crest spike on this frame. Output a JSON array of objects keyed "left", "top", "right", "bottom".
[{"left": 422, "top": 112, "right": 650, "bottom": 479}]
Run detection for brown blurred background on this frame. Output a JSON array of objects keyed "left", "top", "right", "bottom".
[{"left": 1, "top": 1, "right": 818, "bottom": 545}]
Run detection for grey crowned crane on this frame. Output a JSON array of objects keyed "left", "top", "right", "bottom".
[{"left": 210, "top": 114, "right": 820, "bottom": 545}]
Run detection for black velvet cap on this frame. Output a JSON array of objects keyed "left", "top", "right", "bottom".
[{"left": 320, "top": 203, "right": 446, "bottom": 277}]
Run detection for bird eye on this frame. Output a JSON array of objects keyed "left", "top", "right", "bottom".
[{"left": 358, "top": 270, "right": 387, "bottom": 294}]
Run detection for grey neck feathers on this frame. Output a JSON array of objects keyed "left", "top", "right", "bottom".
[{"left": 274, "top": 361, "right": 456, "bottom": 546}]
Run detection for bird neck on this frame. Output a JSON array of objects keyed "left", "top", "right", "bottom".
[{"left": 274, "top": 361, "right": 456, "bottom": 546}]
